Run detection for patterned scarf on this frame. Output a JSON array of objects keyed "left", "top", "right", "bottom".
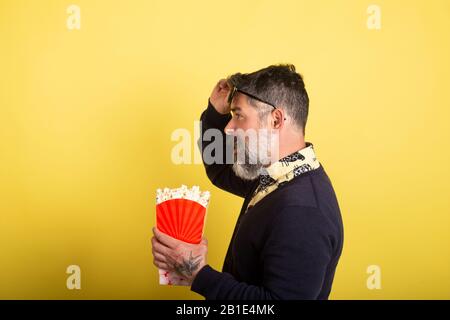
[{"left": 245, "top": 142, "right": 320, "bottom": 212}]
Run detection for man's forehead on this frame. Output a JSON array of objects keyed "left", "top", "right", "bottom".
[{"left": 231, "top": 94, "right": 249, "bottom": 111}]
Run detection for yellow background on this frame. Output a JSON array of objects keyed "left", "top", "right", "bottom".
[{"left": 0, "top": 0, "right": 449, "bottom": 299}]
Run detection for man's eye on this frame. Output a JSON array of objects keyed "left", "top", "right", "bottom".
[{"left": 233, "top": 113, "right": 243, "bottom": 119}]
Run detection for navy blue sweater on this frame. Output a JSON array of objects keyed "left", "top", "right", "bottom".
[{"left": 191, "top": 101, "right": 344, "bottom": 300}]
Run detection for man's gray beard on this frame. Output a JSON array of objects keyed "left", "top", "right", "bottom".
[
  {"left": 231, "top": 129, "right": 272, "bottom": 181},
  {"left": 232, "top": 162, "right": 263, "bottom": 181}
]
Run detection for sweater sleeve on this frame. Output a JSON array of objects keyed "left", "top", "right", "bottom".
[
  {"left": 190, "top": 206, "right": 333, "bottom": 300},
  {"left": 197, "top": 100, "right": 255, "bottom": 198}
]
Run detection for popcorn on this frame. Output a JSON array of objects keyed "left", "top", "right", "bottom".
[{"left": 156, "top": 185, "right": 210, "bottom": 208}]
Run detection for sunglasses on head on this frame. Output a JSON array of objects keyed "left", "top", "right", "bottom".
[{"left": 227, "top": 86, "right": 276, "bottom": 110}]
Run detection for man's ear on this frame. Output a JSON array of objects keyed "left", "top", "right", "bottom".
[{"left": 271, "top": 109, "right": 285, "bottom": 129}]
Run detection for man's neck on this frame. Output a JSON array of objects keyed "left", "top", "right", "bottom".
[
  {"left": 265, "top": 139, "right": 306, "bottom": 167},
  {"left": 279, "top": 140, "right": 307, "bottom": 160}
]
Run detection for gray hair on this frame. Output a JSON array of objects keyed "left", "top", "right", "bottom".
[{"left": 227, "top": 64, "right": 309, "bottom": 134}]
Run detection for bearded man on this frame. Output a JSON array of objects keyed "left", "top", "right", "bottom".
[{"left": 151, "top": 64, "right": 344, "bottom": 300}]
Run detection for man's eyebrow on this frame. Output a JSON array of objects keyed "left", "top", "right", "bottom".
[{"left": 230, "top": 106, "right": 242, "bottom": 112}]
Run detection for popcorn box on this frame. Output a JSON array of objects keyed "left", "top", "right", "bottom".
[{"left": 155, "top": 185, "right": 210, "bottom": 285}]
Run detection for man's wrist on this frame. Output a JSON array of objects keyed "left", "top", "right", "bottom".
[
  {"left": 208, "top": 98, "right": 230, "bottom": 115},
  {"left": 190, "top": 264, "right": 211, "bottom": 289},
  {"left": 192, "top": 263, "right": 208, "bottom": 282},
  {"left": 204, "top": 100, "right": 232, "bottom": 129}
]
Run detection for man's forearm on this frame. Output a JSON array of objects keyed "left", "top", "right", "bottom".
[{"left": 198, "top": 100, "right": 253, "bottom": 197}]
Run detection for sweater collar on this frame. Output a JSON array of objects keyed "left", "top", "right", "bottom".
[
  {"left": 258, "top": 142, "right": 320, "bottom": 189},
  {"left": 245, "top": 142, "right": 321, "bottom": 211}
]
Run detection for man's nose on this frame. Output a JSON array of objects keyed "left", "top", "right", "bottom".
[{"left": 224, "top": 120, "right": 235, "bottom": 135}]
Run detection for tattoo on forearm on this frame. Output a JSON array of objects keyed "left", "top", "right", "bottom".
[{"left": 168, "top": 251, "right": 201, "bottom": 278}]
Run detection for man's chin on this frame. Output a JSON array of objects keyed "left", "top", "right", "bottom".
[{"left": 232, "top": 163, "right": 262, "bottom": 181}]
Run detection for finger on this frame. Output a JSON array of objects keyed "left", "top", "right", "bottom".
[
  {"left": 151, "top": 236, "right": 165, "bottom": 247},
  {"left": 152, "top": 238, "right": 171, "bottom": 256},
  {"left": 152, "top": 251, "right": 167, "bottom": 263},
  {"left": 152, "top": 227, "right": 179, "bottom": 249},
  {"left": 153, "top": 259, "right": 171, "bottom": 270},
  {"left": 201, "top": 237, "right": 208, "bottom": 245},
  {"left": 151, "top": 236, "right": 168, "bottom": 252}
]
